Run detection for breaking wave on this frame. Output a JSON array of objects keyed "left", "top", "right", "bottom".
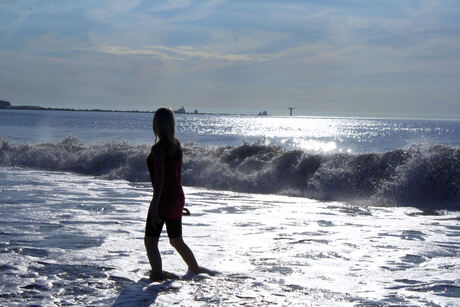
[{"left": 1, "top": 137, "right": 459, "bottom": 209}]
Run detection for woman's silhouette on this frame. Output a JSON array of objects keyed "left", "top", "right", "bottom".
[{"left": 144, "top": 107, "right": 209, "bottom": 280}]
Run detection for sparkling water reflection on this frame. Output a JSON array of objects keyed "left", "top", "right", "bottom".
[{"left": 1, "top": 110, "right": 459, "bottom": 153}]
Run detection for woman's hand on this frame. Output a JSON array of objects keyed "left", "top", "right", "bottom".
[{"left": 150, "top": 200, "right": 162, "bottom": 227}]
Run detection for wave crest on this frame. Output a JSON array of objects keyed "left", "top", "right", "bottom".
[{"left": 1, "top": 137, "right": 459, "bottom": 209}]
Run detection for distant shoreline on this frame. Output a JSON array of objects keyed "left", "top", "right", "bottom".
[
  {"left": 1, "top": 103, "right": 459, "bottom": 121},
  {"left": 0, "top": 104, "right": 261, "bottom": 116},
  {"left": 2, "top": 105, "right": 153, "bottom": 113}
]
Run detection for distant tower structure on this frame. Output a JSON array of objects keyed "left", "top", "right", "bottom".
[{"left": 288, "top": 107, "right": 295, "bottom": 116}]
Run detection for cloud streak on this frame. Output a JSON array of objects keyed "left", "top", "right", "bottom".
[{"left": 92, "top": 45, "right": 252, "bottom": 62}]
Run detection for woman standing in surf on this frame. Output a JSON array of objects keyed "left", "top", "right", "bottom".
[{"left": 145, "top": 107, "right": 208, "bottom": 280}]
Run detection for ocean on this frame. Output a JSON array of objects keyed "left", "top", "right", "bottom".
[{"left": 0, "top": 109, "right": 459, "bottom": 306}]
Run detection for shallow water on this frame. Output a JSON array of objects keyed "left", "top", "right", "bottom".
[{"left": 1, "top": 167, "right": 459, "bottom": 306}]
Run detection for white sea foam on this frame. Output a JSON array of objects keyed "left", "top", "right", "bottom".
[
  {"left": 0, "top": 167, "right": 459, "bottom": 306},
  {"left": 1, "top": 137, "right": 459, "bottom": 209}
]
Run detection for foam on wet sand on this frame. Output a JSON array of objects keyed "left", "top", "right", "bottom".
[{"left": 0, "top": 167, "right": 459, "bottom": 306}]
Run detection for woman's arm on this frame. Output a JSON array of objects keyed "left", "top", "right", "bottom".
[
  {"left": 150, "top": 145, "right": 165, "bottom": 219},
  {"left": 147, "top": 154, "right": 155, "bottom": 190}
]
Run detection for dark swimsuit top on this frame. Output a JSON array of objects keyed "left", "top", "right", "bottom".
[{"left": 147, "top": 144, "right": 185, "bottom": 219}]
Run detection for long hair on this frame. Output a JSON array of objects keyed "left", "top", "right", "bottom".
[{"left": 153, "top": 107, "right": 179, "bottom": 157}]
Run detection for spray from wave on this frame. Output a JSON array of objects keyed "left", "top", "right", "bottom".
[{"left": 1, "top": 137, "right": 459, "bottom": 209}]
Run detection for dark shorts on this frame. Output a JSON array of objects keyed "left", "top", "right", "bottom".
[{"left": 145, "top": 212, "right": 182, "bottom": 238}]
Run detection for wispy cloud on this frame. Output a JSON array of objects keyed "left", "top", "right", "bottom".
[
  {"left": 0, "top": 3, "right": 31, "bottom": 36},
  {"left": 86, "top": 0, "right": 142, "bottom": 22},
  {"left": 91, "top": 44, "right": 252, "bottom": 62},
  {"left": 142, "top": 0, "right": 193, "bottom": 13}
]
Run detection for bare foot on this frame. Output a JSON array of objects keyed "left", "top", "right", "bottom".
[
  {"left": 162, "top": 271, "right": 180, "bottom": 280},
  {"left": 149, "top": 270, "right": 180, "bottom": 281},
  {"left": 148, "top": 270, "right": 162, "bottom": 281},
  {"left": 195, "top": 266, "right": 218, "bottom": 276}
]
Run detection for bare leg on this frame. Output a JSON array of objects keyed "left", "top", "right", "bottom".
[
  {"left": 145, "top": 235, "right": 162, "bottom": 280},
  {"left": 169, "top": 237, "right": 201, "bottom": 273}
]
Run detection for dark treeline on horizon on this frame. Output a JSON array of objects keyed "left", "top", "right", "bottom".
[
  {"left": 0, "top": 100, "right": 262, "bottom": 116},
  {"left": 0, "top": 100, "right": 151, "bottom": 113}
]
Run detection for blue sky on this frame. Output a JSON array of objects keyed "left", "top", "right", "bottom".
[{"left": 1, "top": 0, "right": 460, "bottom": 117}]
